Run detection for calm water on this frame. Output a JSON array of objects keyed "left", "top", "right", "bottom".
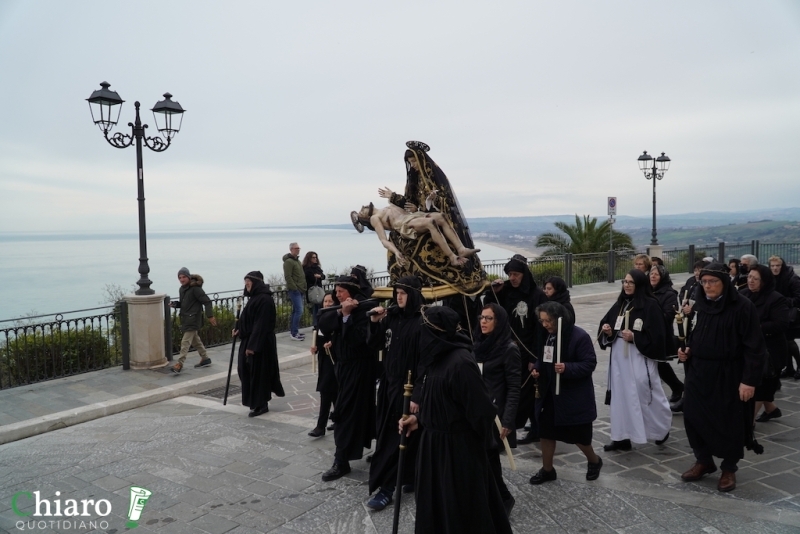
[{"left": 0, "top": 228, "right": 513, "bottom": 322}]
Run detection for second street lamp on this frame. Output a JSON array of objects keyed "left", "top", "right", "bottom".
[
  {"left": 637, "top": 150, "right": 671, "bottom": 247},
  {"left": 87, "top": 82, "right": 185, "bottom": 295}
]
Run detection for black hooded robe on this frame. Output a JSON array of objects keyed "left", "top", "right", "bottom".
[
  {"left": 414, "top": 309, "right": 511, "bottom": 534},
  {"left": 317, "top": 283, "right": 377, "bottom": 463},
  {"left": 366, "top": 278, "right": 424, "bottom": 493},
  {"left": 237, "top": 281, "right": 285, "bottom": 409},
  {"left": 684, "top": 270, "right": 766, "bottom": 462}
]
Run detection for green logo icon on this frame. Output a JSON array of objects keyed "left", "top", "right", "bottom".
[{"left": 126, "top": 487, "right": 152, "bottom": 529}]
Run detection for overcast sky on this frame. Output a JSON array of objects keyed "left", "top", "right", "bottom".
[{"left": 1, "top": 0, "right": 799, "bottom": 233}]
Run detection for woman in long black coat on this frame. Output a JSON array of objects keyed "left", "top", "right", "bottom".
[
  {"left": 649, "top": 265, "right": 684, "bottom": 404},
  {"left": 473, "top": 302, "right": 520, "bottom": 515},
  {"left": 529, "top": 301, "right": 601, "bottom": 484},
  {"left": 741, "top": 264, "right": 791, "bottom": 423},
  {"left": 235, "top": 271, "right": 285, "bottom": 417},
  {"left": 302, "top": 251, "right": 326, "bottom": 327}
]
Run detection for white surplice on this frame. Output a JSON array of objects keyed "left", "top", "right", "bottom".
[{"left": 608, "top": 337, "right": 672, "bottom": 444}]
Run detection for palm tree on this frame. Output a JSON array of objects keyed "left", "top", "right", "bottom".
[{"left": 536, "top": 215, "right": 634, "bottom": 256}]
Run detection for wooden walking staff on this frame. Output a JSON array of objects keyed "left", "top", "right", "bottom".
[
  {"left": 555, "top": 316, "right": 562, "bottom": 396},
  {"left": 223, "top": 298, "right": 243, "bottom": 406},
  {"left": 392, "top": 372, "right": 414, "bottom": 534}
]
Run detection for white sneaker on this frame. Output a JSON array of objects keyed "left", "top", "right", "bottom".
[{"left": 290, "top": 333, "right": 305, "bottom": 341}]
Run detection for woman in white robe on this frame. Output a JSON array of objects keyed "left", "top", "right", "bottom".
[{"left": 598, "top": 269, "right": 672, "bottom": 451}]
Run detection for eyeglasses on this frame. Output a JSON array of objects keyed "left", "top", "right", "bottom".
[
  {"left": 621, "top": 280, "right": 635, "bottom": 286},
  {"left": 479, "top": 315, "right": 495, "bottom": 322},
  {"left": 699, "top": 279, "right": 722, "bottom": 286}
]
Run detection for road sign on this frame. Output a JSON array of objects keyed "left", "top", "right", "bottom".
[
  {"left": 608, "top": 217, "right": 616, "bottom": 224},
  {"left": 608, "top": 197, "right": 617, "bottom": 216}
]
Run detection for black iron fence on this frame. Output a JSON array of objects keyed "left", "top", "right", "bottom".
[{"left": 3, "top": 240, "right": 800, "bottom": 389}]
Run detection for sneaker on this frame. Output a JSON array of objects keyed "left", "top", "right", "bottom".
[
  {"left": 194, "top": 358, "right": 212, "bottom": 368},
  {"left": 367, "top": 488, "right": 393, "bottom": 511},
  {"left": 290, "top": 333, "right": 305, "bottom": 341},
  {"left": 586, "top": 457, "right": 603, "bottom": 481},
  {"left": 171, "top": 362, "right": 183, "bottom": 374}
]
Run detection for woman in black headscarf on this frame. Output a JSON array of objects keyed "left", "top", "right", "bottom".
[
  {"left": 649, "top": 265, "right": 684, "bottom": 405},
  {"left": 399, "top": 306, "right": 511, "bottom": 534},
  {"left": 529, "top": 301, "right": 601, "bottom": 485},
  {"left": 365, "top": 276, "right": 425, "bottom": 510},
  {"left": 741, "top": 264, "right": 791, "bottom": 423},
  {"left": 473, "top": 302, "right": 520, "bottom": 516},
  {"left": 235, "top": 271, "right": 285, "bottom": 417},
  {"left": 543, "top": 276, "right": 575, "bottom": 322},
  {"left": 598, "top": 269, "right": 672, "bottom": 450}
]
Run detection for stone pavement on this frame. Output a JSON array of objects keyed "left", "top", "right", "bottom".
[{"left": 3, "top": 277, "right": 800, "bottom": 533}]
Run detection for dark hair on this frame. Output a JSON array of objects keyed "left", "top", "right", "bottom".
[
  {"left": 693, "top": 260, "right": 709, "bottom": 270},
  {"left": 302, "top": 251, "right": 320, "bottom": 269},
  {"left": 651, "top": 257, "right": 664, "bottom": 266}
]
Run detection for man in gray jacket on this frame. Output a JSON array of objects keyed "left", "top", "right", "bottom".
[
  {"left": 171, "top": 267, "right": 217, "bottom": 373},
  {"left": 283, "top": 242, "right": 307, "bottom": 341}
]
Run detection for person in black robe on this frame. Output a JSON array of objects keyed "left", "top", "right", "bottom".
[
  {"left": 235, "top": 271, "right": 285, "bottom": 417},
  {"left": 529, "top": 301, "right": 601, "bottom": 484},
  {"left": 308, "top": 291, "right": 339, "bottom": 437},
  {"left": 678, "top": 262, "right": 767, "bottom": 492},
  {"left": 473, "top": 303, "right": 520, "bottom": 516},
  {"left": 487, "top": 254, "right": 547, "bottom": 444},
  {"left": 741, "top": 264, "right": 790, "bottom": 423},
  {"left": 318, "top": 267, "right": 377, "bottom": 482},
  {"left": 364, "top": 275, "right": 425, "bottom": 510},
  {"left": 649, "top": 265, "right": 684, "bottom": 405},
  {"left": 770, "top": 256, "right": 800, "bottom": 379},
  {"left": 399, "top": 306, "right": 512, "bottom": 534},
  {"left": 543, "top": 276, "right": 575, "bottom": 322}
]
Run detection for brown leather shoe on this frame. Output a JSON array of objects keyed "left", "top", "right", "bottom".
[
  {"left": 681, "top": 462, "right": 717, "bottom": 481},
  {"left": 717, "top": 470, "right": 736, "bottom": 492}
]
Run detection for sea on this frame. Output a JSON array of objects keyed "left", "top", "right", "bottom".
[{"left": 0, "top": 228, "right": 514, "bottom": 322}]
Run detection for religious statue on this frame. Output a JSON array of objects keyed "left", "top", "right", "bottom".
[{"left": 350, "top": 141, "right": 488, "bottom": 297}]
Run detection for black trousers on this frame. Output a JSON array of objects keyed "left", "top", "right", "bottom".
[
  {"left": 658, "top": 361, "right": 684, "bottom": 394},
  {"left": 784, "top": 338, "right": 800, "bottom": 372},
  {"left": 487, "top": 448, "right": 512, "bottom": 501},
  {"left": 316, "top": 391, "right": 335, "bottom": 430}
]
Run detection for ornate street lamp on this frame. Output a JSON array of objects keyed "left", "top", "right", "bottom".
[
  {"left": 87, "top": 82, "right": 185, "bottom": 295},
  {"left": 637, "top": 150, "right": 670, "bottom": 246}
]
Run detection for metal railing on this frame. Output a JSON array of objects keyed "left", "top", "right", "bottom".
[{"left": 4, "top": 240, "right": 800, "bottom": 389}]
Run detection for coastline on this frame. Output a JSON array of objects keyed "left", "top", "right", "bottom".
[{"left": 475, "top": 239, "right": 540, "bottom": 260}]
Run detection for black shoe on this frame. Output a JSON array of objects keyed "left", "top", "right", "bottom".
[
  {"left": 529, "top": 467, "right": 557, "bottom": 485},
  {"left": 308, "top": 427, "right": 325, "bottom": 438},
  {"left": 780, "top": 367, "right": 793, "bottom": 379},
  {"left": 327, "top": 423, "right": 335, "bottom": 431},
  {"left": 668, "top": 390, "right": 683, "bottom": 403},
  {"left": 756, "top": 408, "right": 782, "bottom": 423},
  {"left": 518, "top": 431, "right": 540, "bottom": 444},
  {"left": 670, "top": 398, "right": 684, "bottom": 413},
  {"left": 524, "top": 425, "right": 531, "bottom": 431},
  {"left": 586, "top": 457, "right": 603, "bottom": 481},
  {"left": 248, "top": 406, "right": 269, "bottom": 418},
  {"left": 321, "top": 462, "right": 351, "bottom": 482},
  {"left": 194, "top": 358, "right": 212, "bottom": 368},
  {"left": 503, "top": 495, "right": 515, "bottom": 517},
  {"left": 402, "top": 484, "right": 414, "bottom": 494},
  {"left": 603, "top": 439, "right": 632, "bottom": 452},
  {"left": 655, "top": 432, "right": 670, "bottom": 446},
  {"left": 776, "top": 380, "right": 782, "bottom": 392}
]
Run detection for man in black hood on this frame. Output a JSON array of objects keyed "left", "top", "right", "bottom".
[
  {"left": 678, "top": 263, "right": 767, "bottom": 492},
  {"left": 488, "top": 254, "right": 547, "bottom": 444},
  {"left": 364, "top": 276, "right": 425, "bottom": 511},
  {"left": 769, "top": 256, "right": 800, "bottom": 379},
  {"left": 399, "top": 306, "right": 511, "bottom": 534}
]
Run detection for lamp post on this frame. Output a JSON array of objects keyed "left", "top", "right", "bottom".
[
  {"left": 637, "top": 150, "right": 671, "bottom": 247},
  {"left": 87, "top": 81, "right": 185, "bottom": 295}
]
